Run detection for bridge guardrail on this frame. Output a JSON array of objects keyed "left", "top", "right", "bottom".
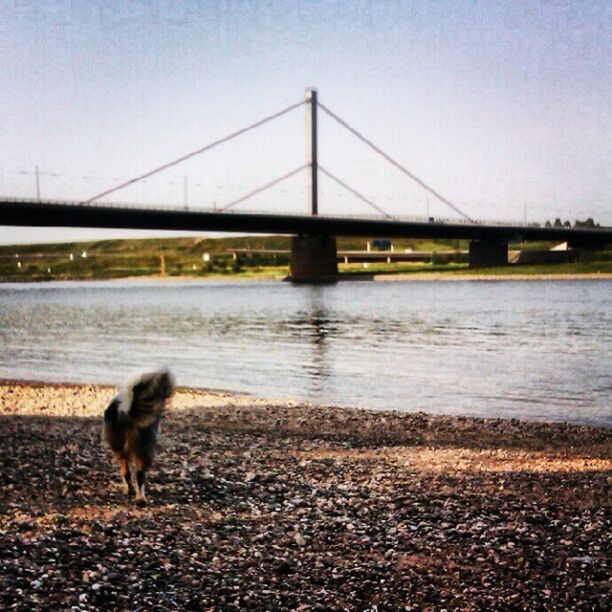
[{"left": 0, "top": 196, "right": 549, "bottom": 228}]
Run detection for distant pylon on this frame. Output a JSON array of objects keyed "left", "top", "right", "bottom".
[{"left": 306, "top": 88, "right": 318, "bottom": 215}]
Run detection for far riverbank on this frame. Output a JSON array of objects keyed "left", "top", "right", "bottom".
[
  {"left": 373, "top": 271, "right": 612, "bottom": 281},
  {"left": 1, "top": 266, "right": 612, "bottom": 284},
  {"left": 1, "top": 231, "right": 610, "bottom": 283}
]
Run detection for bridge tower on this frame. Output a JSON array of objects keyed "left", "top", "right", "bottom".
[
  {"left": 307, "top": 87, "right": 318, "bottom": 216},
  {"left": 289, "top": 88, "right": 338, "bottom": 283}
]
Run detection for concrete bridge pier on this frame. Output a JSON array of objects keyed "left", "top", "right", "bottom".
[
  {"left": 289, "top": 235, "right": 338, "bottom": 283},
  {"left": 469, "top": 239, "right": 508, "bottom": 268}
]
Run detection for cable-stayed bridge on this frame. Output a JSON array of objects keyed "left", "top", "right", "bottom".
[{"left": 1, "top": 89, "right": 610, "bottom": 281}]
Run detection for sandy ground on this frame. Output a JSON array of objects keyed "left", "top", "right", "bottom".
[
  {"left": 0, "top": 380, "right": 610, "bottom": 610},
  {"left": 373, "top": 272, "right": 612, "bottom": 282}
]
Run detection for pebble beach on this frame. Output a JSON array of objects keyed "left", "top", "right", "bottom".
[{"left": 1, "top": 380, "right": 610, "bottom": 610}]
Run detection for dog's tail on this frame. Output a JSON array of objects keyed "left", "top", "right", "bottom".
[{"left": 116, "top": 369, "right": 175, "bottom": 429}]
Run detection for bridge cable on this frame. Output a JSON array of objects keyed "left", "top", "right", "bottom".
[
  {"left": 318, "top": 101, "right": 473, "bottom": 222},
  {"left": 81, "top": 100, "right": 305, "bottom": 205},
  {"left": 318, "top": 165, "right": 395, "bottom": 220},
  {"left": 218, "top": 164, "right": 308, "bottom": 212}
]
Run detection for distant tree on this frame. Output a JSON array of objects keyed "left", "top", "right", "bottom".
[
  {"left": 563, "top": 220, "right": 571, "bottom": 228},
  {"left": 553, "top": 218, "right": 563, "bottom": 227},
  {"left": 574, "top": 217, "right": 599, "bottom": 228},
  {"left": 545, "top": 221, "right": 552, "bottom": 228}
]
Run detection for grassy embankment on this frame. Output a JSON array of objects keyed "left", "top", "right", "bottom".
[{"left": 0, "top": 235, "right": 610, "bottom": 282}]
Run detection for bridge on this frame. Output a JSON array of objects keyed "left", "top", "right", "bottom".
[{"left": 2, "top": 89, "right": 610, "bottom": 281}]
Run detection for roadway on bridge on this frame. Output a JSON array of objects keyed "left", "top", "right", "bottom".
[{"left": 1, "top": 199, "right": 610, "bottom": 247}]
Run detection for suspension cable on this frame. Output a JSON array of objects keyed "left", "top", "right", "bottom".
[
  {"left": 318, "top": 101, "right": 473, "bottom": 221},
  {"left": 81, "top": 100, "right": 305, "bottom": 205},
  {"left": 318, "top": 165, "right": 394, "bottom": 219},
  {"left": 218, "top": 164, "right": 308, "bottom": 212}
]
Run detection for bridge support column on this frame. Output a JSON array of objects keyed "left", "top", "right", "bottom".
[
  {"left": 289, "top": 235, "right": 338, "bottom": 283},
  {"left": 469, "top": 239, "right": 508, "bottom": 268}
]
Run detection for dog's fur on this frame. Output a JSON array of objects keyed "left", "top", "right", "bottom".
[{"left": 102, "top": 370, "right": 174, "bottom": 505}]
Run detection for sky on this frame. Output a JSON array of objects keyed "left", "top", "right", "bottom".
[{"left": 0, "top": 0, "right": 610, "bottom": 244}]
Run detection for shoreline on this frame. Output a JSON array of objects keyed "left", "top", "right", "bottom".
[
  {"left": 373, "top": 271, "right": 612, "bottom": 281},
  {"left": 2, "top": 378, "right": 610, "bottom": 457},
  {"left": 1, "top": 270, "right": 611, "bottom": 285},
  {"left": 1, "top": 379, "right": 610, "bottom": 608},
  {"left": 1, "top": 376, "right": 609, "bottom": 429},
  {"left": 1, "top": 378, "right": 610, "bottom": 449}
]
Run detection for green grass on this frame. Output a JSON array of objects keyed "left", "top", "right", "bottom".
[
  {"left": 339, "top": 262, "right": 468, "bottom": 276},
  {"left": 0, "top": 235, "right": 610, "bottom": 282}
]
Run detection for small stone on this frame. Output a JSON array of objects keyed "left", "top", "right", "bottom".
[
  {"left": 275, "top": 560, "right": 292, "bottom": 575},
  {"left": 570, "top": 556, "right": 594, "bottom": 565}
]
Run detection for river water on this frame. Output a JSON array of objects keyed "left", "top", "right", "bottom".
[{"left": 0, "top": 279, "right": 609, "bottom": 426}]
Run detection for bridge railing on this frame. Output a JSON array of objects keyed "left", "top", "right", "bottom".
[{"left": 0, "top": 195, "right": 543, "bottom": 228}]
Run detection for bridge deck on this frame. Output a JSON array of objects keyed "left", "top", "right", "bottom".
[{"left": 1, "top": 199, "right": 610, "bottom": 247}]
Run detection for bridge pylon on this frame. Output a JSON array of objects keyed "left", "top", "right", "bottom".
[
  {"left": 306, "top": 88, "right": 318, "bottom": 216},
  {"left": 289, "top": 88, "right": 339, "bottom": 283},
  {"left": 469, "top": 239, "right": 508, "bottom": 268},
  {"left": 289, "top": 234, "right": 338, "bottom": 283}
]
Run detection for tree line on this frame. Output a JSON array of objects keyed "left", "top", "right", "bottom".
[{"left": 544, "top": 218, "right": 600, "bottom": 229}]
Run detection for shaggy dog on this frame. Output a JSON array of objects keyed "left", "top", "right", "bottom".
[{"left": 103, "top": 370, "right": 174, "bottom": 505}]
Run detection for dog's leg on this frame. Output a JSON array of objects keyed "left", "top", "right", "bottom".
[
  {"left": 117, "top": 456, "right": 135, "bottom": 497},
  {"left": 135, "top": 469, "right": 147, "bottom": 506},
  {"left": 134, "top": 457, "right": 150, "bottom": 506}
]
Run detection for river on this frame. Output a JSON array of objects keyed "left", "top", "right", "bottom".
[{"left": 0, "top": 278, "right": 610, "bottom": 426}]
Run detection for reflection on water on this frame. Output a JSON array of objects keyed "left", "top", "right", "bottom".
[{"left": 0, "top": 279, "right": 610, "bottom": 426}]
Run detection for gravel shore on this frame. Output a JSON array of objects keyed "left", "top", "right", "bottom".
[{"left": 1, "top": 380, "right": 610, "bottom": 610}]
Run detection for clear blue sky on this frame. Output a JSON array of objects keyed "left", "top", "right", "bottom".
[{"left": 1, "top": 0, "right": 610, "bottom": 243}]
